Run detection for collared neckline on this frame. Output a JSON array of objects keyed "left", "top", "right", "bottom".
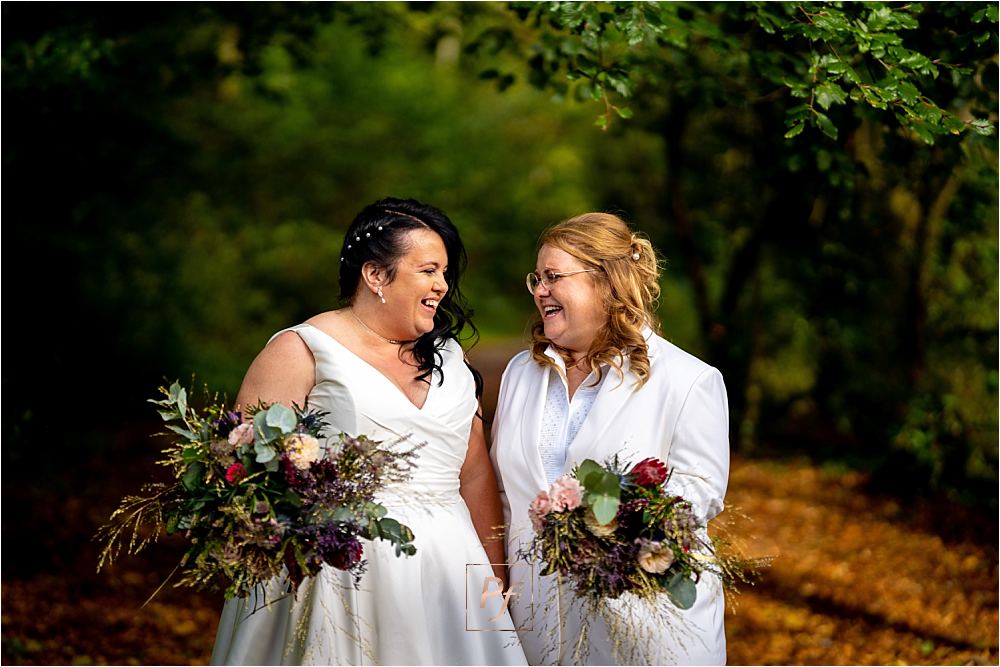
[
  {"left": 542, "top": 346, "right": 609, "bottom": 388},
  {"left": 542, "top": 324, "right": 657, "bottom": 380}
]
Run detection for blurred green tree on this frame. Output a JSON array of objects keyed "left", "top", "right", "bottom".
[{"left": 461, "top": 1, "right": 998, "bottom": 502}]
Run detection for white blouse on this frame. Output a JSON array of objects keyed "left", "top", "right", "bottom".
[{"left": 537, "top": 348, "right": 608, "bottom": 484}]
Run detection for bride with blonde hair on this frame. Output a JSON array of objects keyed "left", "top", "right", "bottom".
[{"left": 491, "top": 212, "right": 730, "bottom": 665}]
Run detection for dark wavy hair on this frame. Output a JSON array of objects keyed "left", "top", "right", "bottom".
[{"left": 338, "top": 197, "right": 483, "bottom": 399}]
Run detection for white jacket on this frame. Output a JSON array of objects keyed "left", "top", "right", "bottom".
[{"left": 491, "top": 330, "right": 730, "bottom": 665}]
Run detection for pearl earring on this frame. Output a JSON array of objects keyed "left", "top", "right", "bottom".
[{"left": 377, "top": 286, "right": 386, "bottom": 304}]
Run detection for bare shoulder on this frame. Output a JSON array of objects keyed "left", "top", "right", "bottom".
[
  {"left": 235, "top": 327, "right": 315, "bottom": 410},
  {"left": 265, "top": 329, "right": 312, "bottom": 359},
  {"left": 304, "top": 309, "right": 355, "bottom": 343}
]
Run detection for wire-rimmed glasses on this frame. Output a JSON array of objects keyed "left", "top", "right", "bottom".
[{"left": 526, "top": 269, "right": 600, "bottom": 294}]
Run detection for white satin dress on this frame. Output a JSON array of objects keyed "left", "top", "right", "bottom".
[{"left": 211, "top": 324, "right": 527, "bottom": 666}]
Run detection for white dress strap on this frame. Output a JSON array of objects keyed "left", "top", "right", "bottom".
[{"left": 266, "top": 323, "right": 311, "bottom": 346}]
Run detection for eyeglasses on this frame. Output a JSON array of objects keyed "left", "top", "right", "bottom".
[{"left": 526, "top": 269, "right": 600, "bottom": 294}]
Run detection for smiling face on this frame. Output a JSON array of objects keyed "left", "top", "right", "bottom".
[
  {"left": 533, "top": 244, "right": 607, "bottom": 356},
  {"left": 381, "top": 227, "right": 449, "bottom": 339}
]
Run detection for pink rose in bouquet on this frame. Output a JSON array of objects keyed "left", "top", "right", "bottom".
[
  {"left": 549, "top": 474, "right": 583, "bottom": 511},
  {"left": 529, "top": 491, "right": 552, "bottom": 532},
  {"left": 228, "top": 422, "right": 254, "bottom": 446}
]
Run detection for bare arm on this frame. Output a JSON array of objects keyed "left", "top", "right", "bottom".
[
  {"left": 460, "top": 410, "right": 507, "bottom": 586},
  {"left": 234, "top": 331, "right": 315, "bottom": 411}
]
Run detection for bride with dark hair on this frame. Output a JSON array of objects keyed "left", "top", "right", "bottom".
[{"left": 212, "top": 197, "right": 526, "bottom": 665}]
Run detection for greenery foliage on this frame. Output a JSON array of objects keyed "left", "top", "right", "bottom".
[
  {"left": 466, "top": 1, "right": 998, "bottom": 504},
  {"left": 3, "top": 2, "right": 996, "bottom": 506}
]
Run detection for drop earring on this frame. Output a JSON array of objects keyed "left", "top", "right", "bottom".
[{"left": 377, "top": 286, "right": 386, "bottom": 304}]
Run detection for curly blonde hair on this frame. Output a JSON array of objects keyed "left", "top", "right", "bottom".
[{"left": 530, "top": 212, "right": 662, "bottom": 389}]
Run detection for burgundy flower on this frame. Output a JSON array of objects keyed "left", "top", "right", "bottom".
[
  {"left": 315, "top": 523, "right": 365, "bottom": 571},
  {"left": 630, "top": 457, "right": 668, "bottom": 487},
  {"left": 329, "top": 539, "right": 364, "bottom": 570},
  {"left": 225, "top": 462, "right": 247, "bottom": 485}
]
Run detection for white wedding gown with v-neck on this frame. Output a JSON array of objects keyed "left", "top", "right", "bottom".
[{"left": 211, "top": 324, "right": 526, "bottom": 666}]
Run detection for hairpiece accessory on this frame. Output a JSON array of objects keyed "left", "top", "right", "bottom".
[
  {"left": 350, "top": 308, "right": 400, "bottom": 344},
  {"left": 381, "top": 209, "right": 424, "bottom": 224},
  {"left": 343, "top": 208, "right": 424, "bottom": 261},
  {"left": 377, "top": 285, "right": 386, "bottom": 304},
  {"left": 632, "top": 252, "right": 640, "bottom": 261}
]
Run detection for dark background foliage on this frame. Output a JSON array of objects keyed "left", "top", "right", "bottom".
[
  {"left": 5, "top": 1, "right": 994, "bottom": 503},
  {"left": 1, "top": 3, "right": 997, "bottom": 665}
]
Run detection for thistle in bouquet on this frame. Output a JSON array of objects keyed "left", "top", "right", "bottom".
[
  {"left": 523, "top": 455, "right": 756, "bottom": 611},
  {"left": 96, "top": 381, "right": 420, "bottom": 601}
]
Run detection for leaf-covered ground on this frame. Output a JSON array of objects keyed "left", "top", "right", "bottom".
[
  {"left": 3, "top": 449, "right": 995, "bottom": 666},
  {"left": 721, "top": 459, "right": 997, "bottom": 665}
]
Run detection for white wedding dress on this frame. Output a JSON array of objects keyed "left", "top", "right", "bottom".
[{"left": 211, "top": 324, "right": 527, "bottom": 666}]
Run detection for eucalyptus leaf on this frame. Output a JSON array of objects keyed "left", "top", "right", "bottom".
[
  {"left": 584, "top": 469, "right": 621, "bottom": 525},
  {"left": 575, "top": 459, "right": 603, "bottom": 489},
  {"left": 253, "top": 410, "right": 281, "bottom": 442},
  {"left": 589, "top": 493, "right": 620, "bottom": 525},
  {"left": 265, "top": 404, "right": 297, "bottom": 434},
  {"left": 255, "top": 441, "right": 276, "bottom": 463},
  {"left": 166, "top": 423, "right": 196, "bottom": 440},
  {"left": 365, "top": 501, "right": 388, "bottom": 520},
  {"left": 666, "top": 573, "right": 698, "bottom": 610},
  {"left": 377, "top": 517, "right": 405, "bottom": 543},
  {"left": 176, "top": 386, "right": 187, "bottom": 418}
]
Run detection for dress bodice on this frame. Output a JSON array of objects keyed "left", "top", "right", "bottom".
[{"left": 283, "top": 324, "right": 477, "bottom": 498}]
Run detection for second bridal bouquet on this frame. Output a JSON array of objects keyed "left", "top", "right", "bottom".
[
  {"left": 97, "top": 381, "right": 419, "bottom": 600},
  {"left": 523, "top": 456, "right": 747, "bottom": 611}
]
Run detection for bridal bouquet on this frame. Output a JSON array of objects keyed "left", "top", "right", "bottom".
[
  {"left": 523, "top": 456, "right": 744, "bottom": 610},
  {"left": 96, "top": 381, "right": 419, "bottom": 600}
]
